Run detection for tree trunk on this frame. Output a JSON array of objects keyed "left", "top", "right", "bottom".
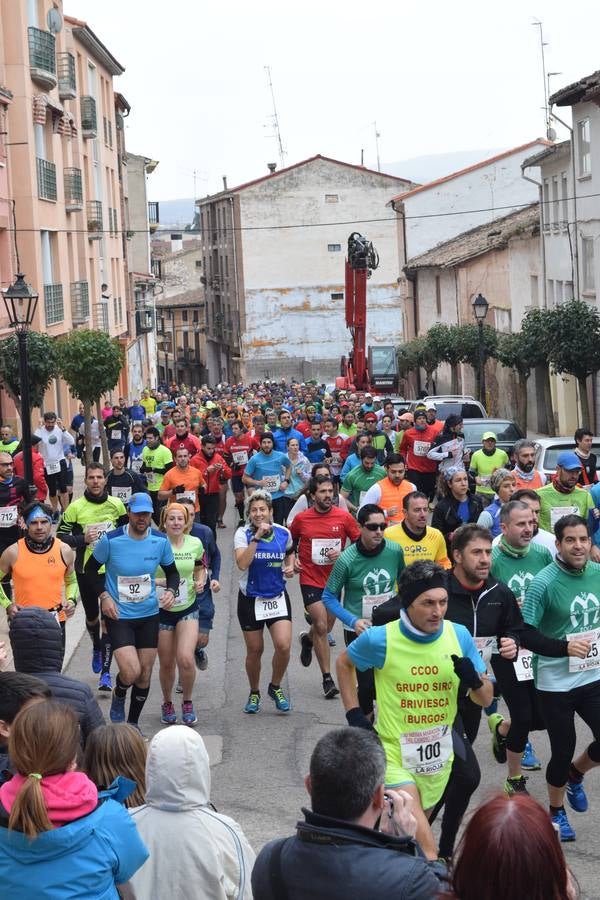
[
  {"left": 96, "top": 398, "right": 110, "bottom": 468},
  {"left": 515, "top": 371, "right": 528, "bottom": 434},
  {"left": 83, "top": 399, "right": 93, "bottom": 467},
  {"left": 578, "top": 376, "right": 591, "bottom": 429},
  {"left": 450, "top": 363, "right": 459, "bottom": 395},
  {"left": 539, "top": 366, "right": 555, "bottom": 437}
]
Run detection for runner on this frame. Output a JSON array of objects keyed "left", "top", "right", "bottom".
[
  {"left": 398, "top": 408, "right": 439, "bottom": 501},
  {"left": 12, "top": 436, "right": 47, "bottom": 501},
  {"left": 286, "top": 463, "right": 350, "bottom": 525},
  {"left": 34, "top": 412, "right": 74, "bottom": 522},
  {"left": 57, "top": 462, "right": 128, "bottom": 689},
  {"left": 0, "top": 501, "right": 77, "bottom": 648},
  {"left": 476, "top": 468, "right": 516, "bottom": 538},
  {"left": 234, "top": 489, "right": 294, "bottom": 714},
  {"left": 104, "top": 404, "right": 129, "bottom": 454},
  {"left": 362, "top": 412, "right": 393, "bottom": 463},
  {"left": 323, "top": 504, "right": 405, "bottom": 716},
  {"left": 523, "top": 514, "right": 600, "bottom": 841},
  {"left": 125, "top": 423, "right": 147, "bottom": 475},
  {"left": 340, "top": 446, "right": 385, "bottom": 516},
  {"left": 190, "top": 436, "right": 231, "bottom": 534},
  {"left": 281, "top": 438, "right": 311, "bottom": 523},
  {"left": 272, "top": 410, "right": 307, "bottom": 454},
  {"left": 0, "top": 425, "right": 19, "bottom": 456},
  {"left": 536, "top": 451, "right": 599, "bottom": 544},
  {"left": 510, "top": 487, "right": 557, "bottom": 557},
  {"left": 574, "top": 427, "right": 598, "bottom": 486},
  {"left": 141, "top": 427, "right": 174, "bottom": 524},
  {"left": 107, "top": 449, "right": 147, "bottom": 503},
  {"left": 159, "top": 447, "right": 206, "bottom": 518},
  {"left": 426, "top": 415, "right": 468, "bottom": 476},
  {"left": 224, "top": 419, "right": 258, "bottom": 526},
  {"left": 304, "top": 421, "right": 331, "bottom": 465},
  {"left": 336, "top": 559, "right": 492, "bottom": 860},
  {"left": 84, "top": 492, "right": 180, "bottom": 735},
  {"left": 469, "top": 432, "right": 510, "bottom": 499},
  {"left": 358, "top": 454, "right": 416, "bottom": 526},
  {"left": 511, "top": 439, "right": 546, "bottom": 490},
  {"left": 166, "top": 419, "right": 201, "bottom": 457},
  {"left": 0, "top": 451, "right": 30, "bottom": 601},
  {"left": 384, "top": 491, "right": 451, "bottom": 568},
  {"left": 339, "top": 433, "right": 371, "bottom": 480},
  {"left": 242, "top": 433, "right": 291, "bottom": 526},
  {"left": 156, "top": 503, "right": 206, "bottom": 727},
  {"left": 289, "top": 475, "right": 360, "bottom": 699},
  {"left": 323, "top": 417, "right": 349, "bottom": 484}
]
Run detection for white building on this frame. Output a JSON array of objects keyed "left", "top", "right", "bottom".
[{"left": 195, "top": 155, "right": 415, "bottom": 383}]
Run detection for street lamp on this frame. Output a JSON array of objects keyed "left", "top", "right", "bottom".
[
  {"left": 472, "top": 293, "right": 489, "bottom": 410},
  {"left": 1, "top": 274, "right": 39, "bottom": 491}
]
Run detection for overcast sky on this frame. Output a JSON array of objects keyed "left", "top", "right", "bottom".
[{"left": 70, "top": 0, "right": 600, "bottom": 201}]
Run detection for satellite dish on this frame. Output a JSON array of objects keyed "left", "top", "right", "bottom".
[
  {"left": 47, "top": 8, "right": 63, "bottom": 33},
  {"left": 547, "top": 126, "right": 557, "bottom": 142}
]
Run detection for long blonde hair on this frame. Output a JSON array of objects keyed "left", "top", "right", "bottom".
[
  {"left": 83, "top": 724, "right": 147, "bottom": 808},
  {"left": 8, "top": 700, "right": 79, "bottom": 838}
]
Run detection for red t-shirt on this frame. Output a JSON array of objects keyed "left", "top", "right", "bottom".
[
  {"left": 399, "top": 425, "right": 439, "bottom": 473},
  {"left": 167, "top": 433, "right": 201, "bottom": 457},
  {"left": 325, "top": 434, "right": 350, "bottom": 473},
  {"left": 224, "top": 433, "right": 259, "bottom": 473},
  {"left": 290, "top": 506, "right": 360, "bottom": 588}
]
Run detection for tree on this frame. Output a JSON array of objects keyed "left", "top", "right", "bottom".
[
  {"left": 454, "top": 323, "right": 498, "bottom": 402},
  {"left": 56, "top": 330, "right": 124, "bottom": 465},
  {"left": 426, "top": 323, "right": 464, "bottom": 394},
  {"left": 496, "top": 332, "right": 532, "bottom": 432},
  {"left": 0, "top": 331, "right": 58, "bottom": 412},
  {"left": 410, "top": 335, "right": 444, "bottom": 394},
  {"left": 545, "top": 299, "right": 600, "bottom": 428}
]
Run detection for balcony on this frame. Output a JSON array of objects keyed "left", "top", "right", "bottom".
[
  {"left": 151, "top": 258, "right": 162, "bottom": 280},
  {"left": 136, "top": 307, "right": 153, "bottom": 335},
  {"left": 87, "top": 201, "right": 103, "bottom": 239},
  {"left": 70, "top": 281, "right": 90, "bottom": 324},
  {"left": 64, "top": 167, "right": 83, "bottom": 212},
  {"left": 80, "top": 95, "right": 97, "bottom": 139},
  {"left": 28, "top": 27, "right": 56, "bottom": 90},
  {"left": 37, "top": 158, "right": 57, "bottom": 201},
  {"left": 44, "top": 283, "right": 64, "bottom": 326},
  {"left": 57, "top": 52, "right": 76, "bottom": 99},
  {"left": 148, "top": 201, "right": 159, "bottom": 233}
]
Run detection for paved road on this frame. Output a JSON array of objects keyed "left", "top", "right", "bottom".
[{"left": 65, "top": 499, "right": 600, "bottom": 898}]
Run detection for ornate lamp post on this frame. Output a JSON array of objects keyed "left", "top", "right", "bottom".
[{"left": 472, "top": 293, "right": 489, "bottom": 410}]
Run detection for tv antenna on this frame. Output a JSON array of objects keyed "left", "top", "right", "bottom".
[
  {"left": 265, "top": 66, "right": 287, "bottom": 169},
  {"left": 532, "top": 20, "right": 550, "bottom": 134},
  {"left": 373, "top": 122, "right": 381, "bottom": 171}
]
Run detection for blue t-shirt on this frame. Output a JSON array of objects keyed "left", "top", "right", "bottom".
[
  {"left": 129, "top": 405, "right": 146, "bottom": 423},
  {"left": 340, "top": 452, "right": 360, "bottom": 481},
  {"left": 235, "top": 524, "right": 291, "bottom": 597},
  {"left": 245, "top": 450, "right": 292, "bottom": 499},
  {"left": 457, "top": 499, "right": 470, "bottom": 524},
  {"left": 93, "top": 525, "right": 175, "bottom": 619},
  {"left": 271, "top": 426, "right": 307, "bottom": 454}
]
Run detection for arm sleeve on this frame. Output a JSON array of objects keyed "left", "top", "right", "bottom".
[
  {"left": 455, "top": 625, "right": 487, "bottom": 675},
  {"left": 56, "top": 508, "right": 86, "bottom": 550},
  {"left": 321, "top": 587, "right": 358, "bottom": 628},
  {"left": 65, "top": 569, "right": 78, "bottom": 603},
  {"left": 162, "top": 561, "right": 180, "bottom": 594}
]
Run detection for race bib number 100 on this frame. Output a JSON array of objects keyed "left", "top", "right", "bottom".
[{"left": 400, "top": 725, "right": 453, "bottom": 776}]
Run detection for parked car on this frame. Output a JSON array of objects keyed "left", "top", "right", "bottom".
[
  {"left": 409, "top": 395, "right": 487, "bottom": 421},
  {"left": 535, "top": 436, "right": 600, "bottom": 480},
  {"left": 462, "top": 418, "right": 525, "bottom": 456}
]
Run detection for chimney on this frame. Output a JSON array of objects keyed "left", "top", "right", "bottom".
[
  {"left": 223, "top": 176, "right": 228, "bottom": 190},
  {"left": 267, "top": 162, "right": 277, "bottom": 174},
  {"left": 170, "top": 233, "right": 183, "bottom": 253}
]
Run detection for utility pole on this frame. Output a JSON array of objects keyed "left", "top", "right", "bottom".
[
  {"left": 265, "top": 66, "right": 286, "bottom": 169},
  {"left": 373, "top": 122, "right": 381, "bottom": 171}
]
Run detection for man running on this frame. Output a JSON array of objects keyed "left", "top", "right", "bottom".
[
  {"left": 141, "top": 427, "right": 174, "bottom": 524},
  {"left": 359, "top": 454, "right": 416, "bottom": 526},
  {"left": 536, "top": 451, "right": 598, "bottom": 542},
  {"left": 125, "top": 423, "right": 147, "bottom": 475},
  {"left": 224, "top": 420, "right": 258, "bottom": 526},
  {"left": 190, "top": 436, "right": 231, "bottom": 534},
  {"left": 243, "top": 432, "right": 292, "bottom": 526},
  {"left": 398, "top": 408, "right": 439, "bottom": 501},
  {"left": 340, "top": 446, "right": 385, "bottom": 516},
  {"left": 159, "top": 447, "right": 206, "bottom": 518},
  {"left": 107, "top": 449, "right": 147, "bottom": 504},
  {"left": 84, "top": 492, "right": 180, "bottom": 734},
  {"left": 384, "top": 491, "right": 451, "bottom": 569},
  {"left": 290, "top": 475, "right": 360, "bottom": 699},
  {"left": 34, "top": 412, "right": 74, "bottom": 521},
  {"left": 511, "top": 439, "right": 546, "bottom": 490},
  {"left": 508, "top": 488, "right": 556, "bottom": 557},
  {"left": 469, "top": 432, "right": 509, "bottom": 499},
  {"left": 0, "top": 451, "right": 30, "bottom": 601}
]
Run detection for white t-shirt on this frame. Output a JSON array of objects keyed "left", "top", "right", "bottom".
[{"left": 35, "top": 425, "right": 70, "bottom": 463}]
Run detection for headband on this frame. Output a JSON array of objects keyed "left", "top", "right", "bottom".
[
  {"left": 165, "top": 502, "right": 190, "bottom": 521},
  {"left": 443, "top": 465, "right": 464, "bottom": 482},
  {"left": 25, "top": 506, "right": 52, "bottom": 525},
  {"left": 401, "top": 571, "right": 448, "bottom": 608}
]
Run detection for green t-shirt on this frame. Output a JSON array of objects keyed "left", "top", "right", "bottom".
[
  {"left": 157, "top": 533, "right": 203, "bottom": 612},
  {"left": 535, "top": 483, "right": 594, "bottom": 534},
  {"left": 326, "top": 539, "right": 405, "bottom": 626},
  {"left": 491, "top": 540, "right": 553, "bottom": 604},
  {"left": 523, "top": 559, "right": 600, "bottom": 691},
  {"left": 470, "top": 448, "right": 509, "bottom": 495},
  {"left": 342, "top": 464, "right": 386, "bottom": 509},
  {"left": 142, "top": 444, "right": 173, "bottom": 491},
  {"left": 57, "top": 494, "right": 127, "bottom": 572},
  {"left": 0, "top": 439, "right": 19, "bottom": 455}
]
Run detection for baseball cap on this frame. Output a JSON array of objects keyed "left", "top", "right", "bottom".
[
  {"left": 556, "top": 450, "right": 581, "bottom": 470},
  {"left": 425, "top": 402, "right": 436, "bottom": 412},
  {"left": 482, "top": 431, "right": 497, "bottom": 441},
  {"left": 128, "top": 493, "right": 154, "bottom": 513},
  {"left": 364, "top": 412, "right": 377, "bottom": 422},
  {"left": 365, "top": 392, "right": 373, "bottom": 399}
]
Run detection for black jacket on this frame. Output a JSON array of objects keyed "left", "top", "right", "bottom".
[
  {"left": 9, "top": 608, "right": 104, "bottom": 745},
  {"left": 251, "top": 808, "right": 445, "bottom": 900},
  {"left": 431, "top": 493, "right": 485, "bottom": 553}
]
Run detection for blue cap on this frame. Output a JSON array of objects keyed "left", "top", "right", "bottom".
[
  {"left": 128, "top": 492, "right": 154, "bottom": 513},
  {"left": 556, "top": 450, "right": 581, "bottom": 470}
]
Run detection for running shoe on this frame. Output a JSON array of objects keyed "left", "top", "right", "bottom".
[
  {"left": 161, "top": 701, "right": 177, "bottom": 725},
  {"left": 109, "top": 692, "right": 126, "bottom": 723},
  {"left": 92, "top": 649, "right": 103, "bottom": 674},
  {"left": 327, "top": 632, "right": 336, "bottom": 647},
  {"left": 566, "top": 778, "right": 588, "bottom": 813},
  {"left": 182, "top": 701, "right": 198, "bottom": 726},
  {"left": 98, "top": 672, "right": 112, "bottom": 692},
  {"left": 175, "top": 681, "right": 183, "bottom": 694},
  {"left": 521, "top": 741, "right": 542, "bottom": 771},
  {"left": 268, "top": 683, "right": 291, "bottom": 712},
  {"left": 243, "top": 691, "right": 261, "bottom": 714},
  {"left": 504, "top": 775, "right": 529, "bottom": 796},
  {"left": 194, "top": 648, "right": 208, "bottom": 671},
  {"left": 299, "top": 631, "right": 313, "bottom": 668},
  {"left": 551, "top": 808, "right": 576, "bottom": 842},
  {"left": 322, "top": 675, "right": 340, "bottom": 699},
  {"left": 487, "top": 712, "right": 507, "bottom": 764}
]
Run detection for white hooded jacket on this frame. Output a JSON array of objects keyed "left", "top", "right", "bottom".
[{"left": 129, "top": 727, "right": 255, "bottom": 899}]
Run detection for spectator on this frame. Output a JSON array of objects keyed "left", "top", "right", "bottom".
[
  {"left": 0, "top": 700, "right": 148, "bottom": 899},
  {"left": 252, "top": 728, "right": 445, "bottom": 899},
  {"left": 130, "top": 726, "right": 254, "bottom": 899},
  {"left": 440, "top": 793, "right": 578, "bottom": 900},
  {"left": 0, "top": 672, "right": 50, "bottom": 784},
  {"left": 83, "top": 723, "right": 147, "bottom": 808},
  {"left": 9, "top": 608, "right": 104, "bottom": 746}
]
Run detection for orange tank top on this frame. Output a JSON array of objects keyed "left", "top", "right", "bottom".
[
  {"left": 12, "top": 537, "right": 67, "bottom": 621},
  {"left": 378, "top": 478, "right": 417, "bottom": 525}
]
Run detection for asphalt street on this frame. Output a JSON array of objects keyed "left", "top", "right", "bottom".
[{"left": 64, "top": 497, "right": 600, "bottom": 899}]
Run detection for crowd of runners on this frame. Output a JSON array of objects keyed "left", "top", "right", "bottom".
[{"left": 0, "top": 378, "right": 596, "bottom": 897}]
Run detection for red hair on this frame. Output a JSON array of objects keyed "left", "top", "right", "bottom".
[{"left": 440, "top": 794, "right": 573, "bottom": 900}]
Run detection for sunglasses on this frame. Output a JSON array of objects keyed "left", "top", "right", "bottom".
[{"left": 363, "top": 522, "right": 386, "bottom": 532}]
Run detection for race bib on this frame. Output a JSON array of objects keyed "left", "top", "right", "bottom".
[
  {"left": 111, "top": 486, "right": 131, "bottom": 502},
  {"left": 117, "top": 574, "right": 152, "bottom": 604},
  {"left": 176, "top": 490, "right": 196, "bottom": 503},
  {"left": 232, "top": 450, "right": 248, "bottom": 466},
  {"left": 413, "top": 440, "right": 431, "bottom": 457},
  {"left": 111, "top": 429, "right": 122, "bottom": 441},
  {"left": 474, "top": 635, "right": 496, "bottom": 667},
  {"left": 0, "top": 506, "right": 18, "bottom": 528},
  {"left": 85, "top": 521, "right": 113, "bottom": 547},
  {"left": 311, "top": 538, "right": 342, "bottom": 566},
  {"left": 263, "top": 475, "right": 281, "bottom": 494},
  {"left": 567, "top": 628, "right": 600, "bottom": 672},
  {"left": 254, "top": 592, "right": 286, "bottom": 621},
  {"left": 130, "top": 457, "right": 143, "bottom": 473},
  {"left": 550, "top": 506, "right": 578, "bottom": 529},
  {"left": 362, "top": 590, "right": 392, "bottom": 620},
  {"left": 46, "top": 460, "right": 61, "bottom": 475},
  {"left": 157, "top": 578, "right": 188, "bottom": 606},
  {"left": 400, "top": 725, "right": 453, "bottom": 776},
  {"left": 513, "top": 649, "right": 534, "bottom": 681},
  {"left": 331, "top": 452, "right": 342, "bottom": 466}
]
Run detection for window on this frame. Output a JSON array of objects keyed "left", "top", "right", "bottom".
[
  {"left": 331, "top": 292, "right": 344, "bottom": 300},
  {"left": 193, "top": 309, "right": 199, "bottom": 322},
  {"left": 195, "top": 259, "right": 202, "bottom": 268},
  {"left": 551, "top": 176, "right": 559, "bottom": 229},
  {"left": 530, "top": 275, "right": 539, "bottom": 307},
  {"left": 495, "top": 309, "right": 512, "bottom": 333},
  {"left": 578, "top": 119, "right": 591, "bottom": 177},
  {"left": 325, "top": 194, "right": 339, "bottom": 203},
  {"left": 542, "top": 179, "right": 550, "bottom": 232},
  {"left": 435, "top": 275, "right": 442, "bottom": 317},
  {"left": 327, "top": 243, "right": 342, "bottom": 252},
  {"left": 582, "top": 237, "right": 595, "bottom": 293},
  {"left": 561, "top": 172, "right": 569, "bottom": 226},
  {"left": 182, "top": 310, "right": 188, "bottom": 322}
]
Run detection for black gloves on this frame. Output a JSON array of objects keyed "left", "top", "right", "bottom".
[
  {"left": 451, "top": 654, "right": 483, "bottom": 690},
  {"left": 346, "top": 707, "right": 374, "bottom": 730},
  {"left": 173, "top": 484, "right": 186, "bottom": 494}
]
